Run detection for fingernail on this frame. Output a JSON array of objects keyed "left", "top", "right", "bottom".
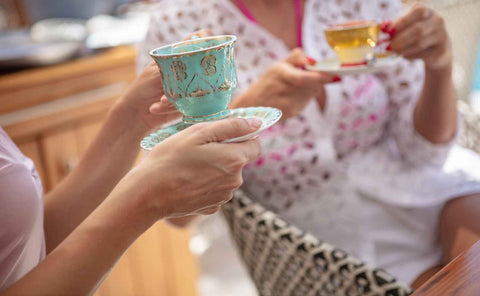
[
  {"left": 388, "top": 27, "right": 396, "bottom": 37},
  {"left": 380, "top": 20, "right": 392, "bottom": 32},
  {"left": 307, "top": 56, "right": 317, "bottom": 65},
  {"left": 246, "top": 117, "right": 262, "bottom": 129},
  {"left": 332, "top": 76, "right": 342, "bottom": 82},
  {"left": 386, "top": 45, "right": 392, "bottom": 51}
]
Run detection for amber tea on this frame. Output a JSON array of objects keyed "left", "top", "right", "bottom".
[{"left": 324, "top": 21, "right": 380, "bottom": 65}]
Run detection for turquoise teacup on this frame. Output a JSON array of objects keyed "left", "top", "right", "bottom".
[{"left": 150, "top": 35, "right": 237, "bottom": 123}]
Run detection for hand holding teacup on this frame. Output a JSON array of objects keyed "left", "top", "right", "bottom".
[
  {"left": 150, "top": 35, "right": 237, "bottom": 124},
  {"left": 389, "top": 4, "right": 452, "bottom": 71},
  {"left": 121, "top": 30, "right": 216, "bottom": 132}
]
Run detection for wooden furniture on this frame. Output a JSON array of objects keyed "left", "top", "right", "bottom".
[
  {"left": 412, "top": 240, "right": 480, "bottom": 296},
  {"left": 0, "top": 46, "right": 198, "bottom": 296}
]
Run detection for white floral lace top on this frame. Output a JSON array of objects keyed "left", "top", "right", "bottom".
[{"left": 139, "top": 0, "right": 480, "bottom": 285}]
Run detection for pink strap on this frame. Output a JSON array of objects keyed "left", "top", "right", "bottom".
[
  {"left": 233, "top": 0, "right": 304, "bottom": 48},
  {"left": 233, "top": 0, "right": 258, "bottom": 24},
  {"left": 293, "top": 0, "right": 303, "bottom": 48}
]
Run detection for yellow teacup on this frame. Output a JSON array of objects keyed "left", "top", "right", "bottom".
[{"left": 324, "top": 21, "right": 380, "bottom": 66}]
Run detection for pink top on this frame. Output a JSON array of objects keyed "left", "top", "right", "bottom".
[{"left": 0, "top": 127, "right": 45, "bottom": 290}]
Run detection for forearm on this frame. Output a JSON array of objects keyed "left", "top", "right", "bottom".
[
  {"left": 44, "top": 100, "right": 149, "bottom": 252},
  {"left": 3, "top": 178, "right": 156, "bottom": 296},
  {"left": 413, "top": 64, "right": 457, "bottom": 144}
]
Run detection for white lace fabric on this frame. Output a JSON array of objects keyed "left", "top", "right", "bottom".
[{"left": 139, "top": 0, "right": 480, "bottom": 285}]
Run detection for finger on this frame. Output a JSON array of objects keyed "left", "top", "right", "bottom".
[
  {"left": 380, "top": 20, "right": 393, "bottom": 33},
  {"left": 195, "top": 199, "right": 230, "bottom": 215},
  {"left": 149, "top": 96, "right": 179, "bottom": 114},
  {"left": 218, "top": 138, "right": 262, "bottom": 164},
  {"left": 402, "top": 46, "right": 438, "bottom": 62},
  {"left": 401, "top": 31, "right": 440, "bottom": 58},
  {"left": 190, "top": 117, "right": 262, "bottom": 144},
  {"left": 278, "top": 63, "right": 337, "bottom": 87},
  {"left": 197, "top": 206, "right": 221, "bottom": 215},
  {"left": 394, "top": 4, "right": 433, "bottom": 33},
  {"left": 284, "top": 48, "right": 312, "bottom": 67},
  {"left": 190, "top": 191, "right": 234, "bottom": 211},
  {"left": 391, "top": 17, "right": 436, "bottom": 52}
]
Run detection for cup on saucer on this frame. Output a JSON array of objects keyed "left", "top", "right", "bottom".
[
  {"left": 150, "top": 35, "right": 237, "bottom": 124},
  {"left": 306, "top": 21, "right": 400, "bottom": 75},
  {"left": 324, "top": 20, "right": 385, "bottom": 67},
  {"left": 142, "top": 35, "right": 282, "bottom": 151}
]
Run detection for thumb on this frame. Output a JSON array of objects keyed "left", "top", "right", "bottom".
[
  {"left": 284, "top": 48, "right": 314, "bottom": 68},
  {"left": 191, "top": 117, "right": 262, "bottom": 144}
]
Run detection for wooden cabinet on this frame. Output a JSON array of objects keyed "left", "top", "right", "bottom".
[{"left": 0, "top": 46, "right": 198, "bottom": 295}]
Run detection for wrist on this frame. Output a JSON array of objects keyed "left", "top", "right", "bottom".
[
  {"left": 425, "top": 47, "right": 453, "bottom": 73},
  {"left": 114, "top": 167, "right": 169, "bottom": 230},
  {"left": 110, "top": 97, "right": 152, "bottom": 138},
  {"left": 425, "top": 60, "right": 453, "bottom": 82}
]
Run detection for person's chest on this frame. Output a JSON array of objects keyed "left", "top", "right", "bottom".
[
  {"left": 0, "top": 128, "right": 44, "bottom": 242},
  {"left": 163, "top": 0, "right": 392, "bottom": 155}
]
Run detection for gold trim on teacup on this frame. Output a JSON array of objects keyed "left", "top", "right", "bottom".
[
  {"left": 150, "top": 35, "right": 237, "bottom": 59},
  {"left": 183, "top": 109, "right": 230, "bottom": 120},
  {"left": 324, "top": 21, "right": 379, "bottom": 31}
]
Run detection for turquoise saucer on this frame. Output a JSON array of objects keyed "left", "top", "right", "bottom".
[{"left": 140, "top": 107, "right": 282, "bottom": 151}]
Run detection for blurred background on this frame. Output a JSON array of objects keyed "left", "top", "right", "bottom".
[{"left": 0, "top": 0, "right": 479, "bottom": 295}]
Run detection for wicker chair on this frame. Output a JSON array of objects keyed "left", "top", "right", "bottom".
[{"left": 222, "top": 191, "right": 412, "bottom": 296}]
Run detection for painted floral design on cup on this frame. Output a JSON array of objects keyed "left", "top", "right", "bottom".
[
  {"left": 150, "top": 35, "right": 237, "bottom": 123},
  {"left": 200, "top": 55, "right": 217, "bottom": 77},
  {"left": 189, "top": 86, "right": 212, "bottom": 98},
  {"left": 171, "top": 61, "right": 187, "bottom": 82}
]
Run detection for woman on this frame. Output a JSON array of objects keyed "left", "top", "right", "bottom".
[
  {"left": 0, "top": 61, "right": 262, "bottom": 294},
  {"left": 139, "top": 0, "right": 480, "bottom": 289}
]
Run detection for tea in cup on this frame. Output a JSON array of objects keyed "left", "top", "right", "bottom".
[
  {"left": 150, "top": 35, "right": 237, "bottom": 123},
  {"left": 324, "top": 21, "right": 381, "bottom": 66}
]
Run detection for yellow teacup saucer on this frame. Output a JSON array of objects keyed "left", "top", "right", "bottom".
[{"left": 306, "top": 53, "right": 401, "bottom": 76}]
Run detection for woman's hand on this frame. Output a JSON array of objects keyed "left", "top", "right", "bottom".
[
  {"left": 3, "top": 117, "right": 261, "bottom": 296},
  {"left": 116, "top": 30, "right": 214, "bottom": 133},
  {"left": 117, "top": 62, "right": 182, "bottom": 132},
  {"left": 390, "top": 4, "right": 452, "bottom": 71},
  {"left": 124, "top": 117, "right": 262, "bottom": 222},
  {"left": 232, "top": 48, "right": 338, "bottom": 119}
]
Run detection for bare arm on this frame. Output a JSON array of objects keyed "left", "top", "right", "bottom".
[
  {"left": 3, "top": 118, "right": 262, "bottom": 296},
  {"left": 414, "top": 65, "right": 456, "bottom": 143},
  {"left": 4, "top": 179, "right": 154, "bottom": 296},
  {"left": 44, "top": 63, "right": 180, "bottom": 252},
  {"left": 391, "top": 4, "right": 457, "bottom": 144}
]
